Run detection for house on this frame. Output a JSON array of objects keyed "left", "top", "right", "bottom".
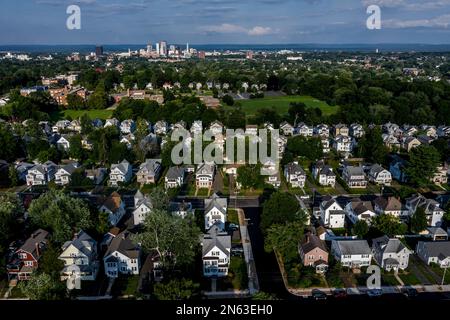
[
  {"left": 296, "top": 123, "right": 313, "bottom": 137},
  {"left": 298, "top": 233, "right": 329, "bottom": 273},
  {"left": 103, "top": 231, "right": 141, "bottom": 278},
  {"left": 416, "top": 241, "right": 450, "bottom": 268},
  {"left": 320, "top": 198, "right": 346, "bottom": 229},
  {"left": 7, "top": 229, "right": 49, "bottom": 281},
  {"left": 190, "top": 121, "right": 203, "bottom": 135},
  {"left": 426, "top": 227, "right": 449, "bottom": 241},
  {"left": 314, "top": 124, "right": 330, "bottom": 137},
  {"left": 120, "top": 120, "right": 136, "bottom": 134},
  {"left": 173, "top": 121, "right": 187, "bottom": 131},
  {"left": 15, "top": 162, "right": 34, "bottom": 182},
  {"left": 109, "top": 160, "right": 132, "bottom": 186},
  {"left": 196, "top": 163, "right": 216, "bottom": 189},
  {"left": 284, "top": 162, "right": 306, "bottom": 188},
  {"left": 209, "top": 121, "right": 224, "bottom": 135},
  {"left": 367, "top": 164, "right": 392, "bottom": 186},
  {"left": 333, "top": 135, "right": 353, "bottom": 154},
  {"left": 99, "top": 192, "right": 126, "bottom": 226},
  {"left": 104, "top": 118, "right": 120, "bottom": 128},
  {"left": 154, "top": 120, "right": 169, "bottom": 135},
  {"left": 280, "top": 122, "right": 294, "bottom": 136},
  {"left": 372, "top": 236, "right": 411, "bottom": 271},
  {"left": 345, "top": 199, "right": 377, "bottom": 225},
  {"left": 373, "top": 196, "right": 407, "bottom": 218},
  {"left": 204, "top": 193, "right": 228, "bottom": 231},
  {"left": 26, "top": 161, "right": 57, "bottom": 186},
  {"left": 165, "top": 166, "right": 185, "bottom": 189},
  {"left": 245, "top": 125, "right": 259, "bottom": 136},
  {"left": 382, "top": 134, "right": 401, "bottom": 150},
  {"left": 85, "top": 168, "right": 107, "bottom": 185},
  {"left": 350, "top": 123, "right": 365, "bottom": 138},
  {"left": 401, "top": 136, "right": 421, "bottom": 152},
  {"left": 342, "top": 166, "right": 367, "bottom": 189},
  {"left": 321, "top": 138, "right": 330, "bottom": 154},
  {"left": 437, "top": 125, "right": 450, "bottom": 137},
  {"left": 69, "top": 120, "right": 82, "bottom": 133},
  {"left": 59, "top": 231, "right": 99, "bottom": 286},
  {"left": 331, "top": 240, "right": 372, "bottom": 268},
  {"left": 55, "top": 162, "right": 79, "bottom": 186},
  {"left": 312, "top": 161, "right": 336, "bottom": 187},
  {"left": 56, "top": 135, "right": 71, "bottom": 151},
  {"left": 53, "top": 120, "right": 71, "bottom": 133},
  {"left": 333, "top": 124, "right": 349, "bottom": 137},
  {"left": 389, "top": 155, "right": 408, "bottom": 183},
  {"left": 137, "top": 159, "right": 162, "bottom": 186},
  {"left": 406, "top": 195, "right": 444, "bottom": 227},
  {"left": 202, "top": 226, "right": 231, "bottom": 278},
  {"left": 432, "top": 164, "right": 448, "bottom": 185},
  {"left": 133, "top": 190, "right": 153, "bottom": 226},
  {"left": 169, "top": 201, "right": 194, "bottom": 219},
  {"left": 120, "top": 134, "right": 135, "bottom": 149}
]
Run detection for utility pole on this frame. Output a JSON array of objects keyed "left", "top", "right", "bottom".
[{"left": 442, "top": 264, "right": 448, "bottom": 287}]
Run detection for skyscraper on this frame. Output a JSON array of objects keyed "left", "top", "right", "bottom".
[
  {"left": 147, "top": 43, "right": 152, "bottom": 53},
  {"left": 95, "top": 45, "right": 104, "bottom": 57},
  {"left": 155, "top": 43, "right": 160, "bottom": 56},
  {"left": 159, "top": 41, "right": 167, "bottom": 56}
]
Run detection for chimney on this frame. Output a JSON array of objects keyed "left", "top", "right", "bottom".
[{"left": 35, "top": 242, "right": 40, "bottom": 258}]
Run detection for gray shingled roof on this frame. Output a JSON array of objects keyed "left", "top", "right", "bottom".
[
  {"left": 166, "top": 167, "right": 185, "bottom": 180},
  {"left": 19, "top": 229, "right": 49, "bottom": 259},
  {"left": 61, "top": 230, "right": 96, "bottom": 257},
  {"left": 202, "top": 226, "right": 231, "bottom": 257},
  {"left": 204, "top": 194, "right": 227, "bottom": 215},
  {"left": 334, "top": 240, "right": 371, "bottom": 255},
  {"left": 105, "top": 231, "right": 140, "bottom": 259},
  {"left": 418, "top": 241, "right": 450, "bottom": 258},
  {"left": 372, "top": 236, "right": 407, "bottom": 254},
  {"left": 301, "top": 234, "right": 328, "bottom": 254}
]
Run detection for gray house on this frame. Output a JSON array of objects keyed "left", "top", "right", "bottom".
[{"left": 372, "top": 236, "right": 411, "bottom": 272}]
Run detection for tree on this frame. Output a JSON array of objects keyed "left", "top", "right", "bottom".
[
  {"left": 225, "top": 107, "right": 246, "bottom": 129},
  {"left": 28, "top": 190, "right": 92, "bottom": 244},
  {"left": 0, "top": 123, "right": 20, "bottom": 161},
  {"left": 69, "top": 135, "right": 83, "bottom": 160},
  {"left": 38, "top": 243, "right": 65, "bottom": 278},
  {"left": 236, "top": 165, "right": 264, "bottom": 190},
  {"left": 132, "top": 210, "right": 201, "bottom": 269},
  {"left": 352, "top": 220, "right": 369, "bottom": 238},
  {"left": 222, "top": 94, "right": 234, "bottom": 106},
  {"left": 8, "top": 165, "right": 18, "bottom": 187},
  {"left": 19, "top": 273, "right": 66, "bottom": 300},
  {"left": 286, "top": 136, "right": 323, "bottom": 161},
  {"left": 149, "top": 187, "right": 170, "bottom": 211},
  {"left": 288, "top": 102, "right": 306, "bottom": 123},
  {"left": 80, "top": 113, "right": 93, "bottom": 135},
  {"left": 261, "top": 192, "right": 306, "bottom": 232},
  {"left": 356, "top": 127, "right": 388, "bottom": 164},
  {"left": 410, "top": 207, "right": 428, "bottom": 234},
  {"left": 87, "top": 81, "right": 109, "bottom": 109},
  {"left": 161, "top": 141, "right": 178, "bottom": 168},
  {"left": 0, "top": 193, "right": 22, "bottom": 257},
  {"left": 264, "top": 221, "right": 305, "bottom": 264},
  {"left": 372, "top": 214, "right": 407, "bottom": 237},
  {"left": 67, "top": 94, "right": 85, "bottom": 110},
  {"left": 96, "top": 211, "right": 110, "bottom": 236},
  {"left": 153, "top": 278, "right": 200, "bottom": 300},
  {"left": 252, "top": 292, "right": 278, "bottom": 300},
  {"left": 405, "top": 145, "right": 441, "bottom": 187}
]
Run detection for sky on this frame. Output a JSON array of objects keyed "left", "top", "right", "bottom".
[{"left": 1, "top": 0, "right": 450, "bottom": 45}]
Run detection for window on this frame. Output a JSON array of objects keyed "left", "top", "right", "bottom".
[{"left": 25, "top": 261, "right": 33, "bottom": 267}]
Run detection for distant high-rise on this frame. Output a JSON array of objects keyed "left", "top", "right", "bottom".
[
  {"left": 159, "top": 41, "right": 168, "bottom": 56},
  {"left": 198, "top": 51, "right": 206, "bottom": 59},
  {"left": 147, "top": 43, "right": 153, "bottom": 53},
  {"left": 95, "top": 45, "right": 104, "bottom": 56},
  {"left": 246, "top": 51, "right": 254, "bottom": 60},
  {"left": 155, "top": 43, "right": 160, "bottom": 56}
]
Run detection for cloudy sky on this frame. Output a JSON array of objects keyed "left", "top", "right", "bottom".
[{"left": 1, "top": 0, "right": 450, "bottom": 44}]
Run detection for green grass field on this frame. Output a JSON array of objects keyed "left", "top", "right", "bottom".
[
  {"left": 237, "top": 95, "right": 338, "bottom": 117},
  {"left": 50, "top": 109, "right": 113, "bottom": 121}
]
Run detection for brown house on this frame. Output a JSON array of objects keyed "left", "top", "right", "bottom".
[{"left": 298, "top": 233, "right": 329, "bottom": 273}]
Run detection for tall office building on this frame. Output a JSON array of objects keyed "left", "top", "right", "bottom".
[
  {"left": 155, "top": 43, "right": 160, "bottom": 56},
  {"left": 159, "top": 41, "right": 167, "bottom": 56},
  {"left": 147, "top": 43, "right": 153, "bottom": 53},
  {"left": 95, "top": 45, "right": 104, "bottom": 57}
]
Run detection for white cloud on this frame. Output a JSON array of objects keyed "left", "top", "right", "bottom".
[
  {"left": 384, "top": 14, "right": 450, "bottom": 28},
  {"left": 200, "top": 23, "right": 276, "bottom": 36}
]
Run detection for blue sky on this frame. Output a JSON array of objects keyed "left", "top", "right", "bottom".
[{"left": 1, "top": 0, "right": 450, "bottom": 44}]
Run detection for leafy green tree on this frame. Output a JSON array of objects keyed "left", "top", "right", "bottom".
[
  {"left": 38, "top": 243, "right": 65, "bottom": 278},
  {"left": 19, "top": 273, "right": 66, "bottom": 300},
  {"left": 8, "top": 165, "right": 18, "bottom": 187},
  {"left": 0, "top": 123, "right": 20, "bottom": 161},
  {"left": 69, "top": 135, "right": 83, "bottom": 160},
  {"left": 264, "top": 221, "right": 305, "bottom": 264},
  {"left": 0, "top": 193, "right": 22, "bottom": 257},
  {"left": 28, "top": 190, "right": 92, "bottom": 244},
  {"left": 96, "top": 211, "right": 110, "bottom": 236},
  {"left": 352, "top": 220, "right": 369, "bottom": 238},
  {"left": 372, "top": 214, "right": 407, "bottom": 237},
  {"left": 286, "top": 136, "right": 323, "bottom": 161},
  {"left": 67, "top": 94, "right": 85, "bottom": 110},
  {"left": 149, "top": 188, "right": 170, "bottom": 211},
  {"left": 222, "top": 94, "right": 234, "bottom": 106},
  {"left": 80, "top": 113, "right": 94, "bottom": 135},
  {"left": 410, "top": 207, "right": 428, "bottom": 234},
  {"left": 153, "top": 278, "right": 200, "bottom": 300},
  {"left": 405, "top": 145, "right": 441, "bottom": 187},
  {"left": 132, "top": 210, "right": 201, "bottom": 269},
  {"left": 161, "top": 141, "right": 178, "bottom": 168},
  {"left": 87, "top": 81, "right": 109, "bottom": 109},
  {"left": 261, "top": 192, "right": 306, "bottom": 232},
  {"left": 356, "top": 127, "right": 388, "bottom": 164},
  {"left": 236, "top": 165, "right": 264, "bottom": 190},
  {"left": 225, "top": 107, "right": 246, "bottom": 129}
]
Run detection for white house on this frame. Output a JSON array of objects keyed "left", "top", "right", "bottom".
[
  {"left": 280, "top": 122, "right": 294, "bottom": 136},
  {"left": 104, "top": 118, "right": 120, "bottom": 128},
  {"left": 56, "top": 135, "right": 71, "bottom": 151},
  {"left": 120, "top": 119, "right": 136, "bottom": 134},
  {"left": 137, "top": 159, "right": 162, "bottom": 186},
  {"left": 85, "top": 168, "right": 107, "bottom": 185},
  {"left": 169, "top": 201, "right": 194, "bottom": 219},
  {"left": 133, "top": 190, "right": 153, "bottom": 226},
  {"left": 53, "top": 120, "right": 71, "bottom": 133},
  {"left": 320, "top": 198, "right": 345, "bottom": 229},
  {"left": 350, "top": 123, "right": 365, "bottom": 138},
  {"left": 372, "top": 236, "right": 411, "bottom": 272},
  {"left": 103, "top": 231, "right": 141, "bottom": 278},
  {"left": 367, "top": 164, "right": 392, "bottom": 186},
  {"left": 373, "top": 196, "right": 407, "bottom": 218},
  {"left": 154, "top": 120, "right": 169, "bottom": 135},
  {"left": 209, "top": 121, "right": 224, "bottom": 135},
  {"left": 190, "top": 121, "right": 203, "bottom": 135},
  {"left": 202, "top": 226, "right": 231, "bottom": 278},
  {"left": 312, "top": 161, "right": 336, "bottom": 187},
  {"left": 204, "top": 194, "right": 227, "bottom": 231},
  {"left": 55, "top": 162, "right": 79, "bottom": 186},
  {"left": 314, "top": 124, "right": 330, "bottom": 137},
  {"left": 296, "top": 123, "right": 313, "bottom": 137},
  {"left": 342, "top": 166, "right": 367, "bottom": 189},
  {"left": 26, "top": 161, "right": 57, "bottom": 186},
  {"left": 333, "top": 135, "right": 353, "bottom": 154},
  {"left": 99, "top": 192, "right": 126, "bottom": 226},
  {"left": 284, "top": 162, "right": 306, "bottom": 188},
  {"left": 109, "top": 160, "right": 132, "bottom": 187},
  {"left": 196, "top": 163, "right": 215, "bottom": 189},
  {"left": 416, "top": 241, "right": 450, "bottom": 268},
  {"left": 345, "top": 199, "right": 377, "bottom": 225},
  {"left": 59, "top": 231, "right": 99, "bottom": 286},
  {"left": 165, "top": 167, "right": 185, "bottom": 189},
  {"left": 406, "top": 195, "right": 445, "bottom": 227},
  {"left": 331, "top": 240, "right": 372, "bottom": 268}
]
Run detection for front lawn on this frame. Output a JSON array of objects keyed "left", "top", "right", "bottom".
[
  {"left": 225, "top": 257, "right": 248, "bottom": 290},
  {"left": 111, "top": 276, "right": 140, "bottom": 297},
  {"left": 50, "top": 109, "right": 113, "bottom": 121}
]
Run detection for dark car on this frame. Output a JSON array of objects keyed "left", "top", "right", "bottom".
[
  {"left": 367, "top": 289, "right": 383, "bottom": 297},
  {"left": 231, "top": 245, "right": 244, "bottom": 256},
  {"left": 333, "top": 289, "right": 348, "bottom": 299},
  {"left": 402, "top": 287, "right": 418, "bottom": 298},
  {"left": 312, "top": 289, "right": 328, "bottom": 300}
]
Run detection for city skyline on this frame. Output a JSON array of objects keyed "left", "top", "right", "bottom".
[{"left": 1, "top": 0, "right": 450, "bottom": 45}]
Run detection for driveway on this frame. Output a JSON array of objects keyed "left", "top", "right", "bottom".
[{"left": 213, "top": 171, "right": 224, "bottom": 194}]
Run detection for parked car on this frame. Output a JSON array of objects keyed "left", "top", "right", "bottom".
[
  {"left": 402, "top": 287, "right": 418, "bottom": 298},
  {"left": 231, "top": 245, "right": 244, "bottom": 256},
  {"left": 367, "top": 289, "right": 383, "bottom": 297},
  {"left": 228, "top": 223, "right": 239, "bottom": 231},
  {"left": 333, "top": 289, "right": 348, "bottom": 299},
  {"left": 311, "top": 289, "right": 327, "bottom": 300}
]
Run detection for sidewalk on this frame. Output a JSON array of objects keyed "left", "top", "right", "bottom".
[{"left": 237, "top": 208, "right": 260, "bottom": 295}]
